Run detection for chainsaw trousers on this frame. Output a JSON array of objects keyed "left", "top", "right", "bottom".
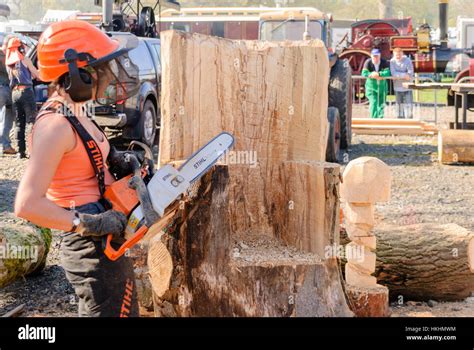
[{"left": 60, "top": 201, "right": 139, "bottom": 317}]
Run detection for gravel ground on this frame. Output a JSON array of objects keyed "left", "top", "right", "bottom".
[
  {"left": 0, "top": 155, "right": 77, "bottom": 317},
  {"left": 0, "top": 105, "right": 473, "bottom": 317}
]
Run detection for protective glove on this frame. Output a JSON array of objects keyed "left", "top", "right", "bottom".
[{"left": 76, "top": 210, "right": 128, "bottom": 238}]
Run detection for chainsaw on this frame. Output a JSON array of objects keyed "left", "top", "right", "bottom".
[{"left": 103, "top": 132, "right": 235, "bottom": 261}]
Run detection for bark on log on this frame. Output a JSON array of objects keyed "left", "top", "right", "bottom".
[
  {"left": 0, "top": 223, "right": 51, "bottom": 288},
  {"left": 438, "top": 130, "right": 474, "bottom": 164},
  {"left": 149, "top": 30, "right": 352, "bottom": 316},
  {"left": 374, "top": 224, "right": 474, "bottom": 301},
  {"left": 341, "top": 223, "right": 474, "bottom": 301},
  {"left": 345, "top": 284, "right": 390, "bottom": 317}
]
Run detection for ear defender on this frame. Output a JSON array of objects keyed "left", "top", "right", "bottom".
[{"left": 61, "top": 49, "right": 93, "bottom": 103}]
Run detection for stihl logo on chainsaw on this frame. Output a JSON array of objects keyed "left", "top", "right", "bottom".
[{"left": 193, "top": 157, "right": 207, "bottom": 169}]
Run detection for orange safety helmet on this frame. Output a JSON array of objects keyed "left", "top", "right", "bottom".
[
  {"left": 5, "top": 37, "right": 25, "bottom": 66},
  {"left": 7, "top": 37, "right": 22, "bottom": 49},
  {"left": 37, "top": 20, "right": 120, "bottom": 83},
  {"left": 37, "top": 20, "right": 140, "bottom": 103}
]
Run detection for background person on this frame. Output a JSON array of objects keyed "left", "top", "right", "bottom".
[
  {"left": 390, "top": 47, "right": 414, "bottom": 119},
  {"left": 362, "top": 48, "right": 391, "bottom": 119},
  {"left": 0, "top": 36, "right": 15, "bottom": 155},
  {"left": 6, "top": 37, "right": 39, "bottom": 158}
]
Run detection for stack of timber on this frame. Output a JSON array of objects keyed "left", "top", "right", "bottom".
[
  {"left": 148, "top": 30, "right": 353, "bottom": 317},
  {"left": 352, "top": 118, "right": 438, "bottom": 136}
]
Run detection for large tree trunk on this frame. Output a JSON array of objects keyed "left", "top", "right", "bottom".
[
  {"left": 374, "top": 224, "right": 474, "bottom": 301},
  {"left": 148, "top": 30, "right": 353, "bottom": 317},
  {"left": 153, "top": 166, "right": 352, "bottom": 317},
  {"left": 0, "top": 223, "right": 51, "bottom": 288}
]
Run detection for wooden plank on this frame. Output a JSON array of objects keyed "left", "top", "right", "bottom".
[
  {"left": 404, "top": 82, "right": 474, "bottom": 91},
  {"left": 352, "top": 118, "right": 428, "bottom": 126},
  {"left": 353, "top": 128, "right": 436, "bottom": 135},
  {"left": 1, "top": 304, "right": 25, "bottom": 318},
  {"left": 353, "top": 124, "right": 425, "bottom": 130}
]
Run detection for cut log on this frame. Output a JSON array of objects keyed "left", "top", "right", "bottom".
[
  {"left": 345, "top": 284, "right": 390, "bottom": 317},
  {"left": 151, "top": 30, "right": 352, "bottom": 316},
  {"left": 0, "top": 223, "right": 51, "bottom": 288},
  {"left": 351, "top": 236, "right": 377, "bottom": 250},
  {"left": 147, "top": 237, "right": 173, "bottom": 298},
  {"left": 272, "top": 161, "right": 341, "bottom": 257},
  {"left": 345, "top": 222, "right": 375, "bottom": 239},
  {"left": 345, "top": 263, "right": 377, "bottom": 287},
  {"left": 346, "top": 242, "right": 376, "bottom": 274},
  {"left": 375, "top": 223, "right": 474, "bottom": 301},
  {"left": 438, "top": 130, "right": 474, "bottom": 164},
  {"left": 152, "top": 166, "right": 353, "bottom": 317},
  {"left": 344, "top": 203, "right": 375, "bottom": 226},
  {"left": 159, "top": 29, "right": 330, "bottom": 236},
  {"left": 341, "top": 157, "right": 392, "bottom": 204}
]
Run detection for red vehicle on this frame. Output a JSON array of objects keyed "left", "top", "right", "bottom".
[
  {"left": 339, "top": 18, "right": 413, "bottom": 76},
  {"left": 340, "top": 0, "right": 474, "bottom": 105}
]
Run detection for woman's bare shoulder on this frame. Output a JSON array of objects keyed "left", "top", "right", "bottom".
[{"left": 33, "top": 113, "right": 75, "bottom": 152}]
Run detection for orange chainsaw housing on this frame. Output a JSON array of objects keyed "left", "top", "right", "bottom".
[{"left": 104, "top": 175, "right": 140, "bottom": 216}]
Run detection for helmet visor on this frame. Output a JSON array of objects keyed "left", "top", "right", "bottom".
[
  {"left": 94, "top": 51, "right": 140, "bottom": 105},
  {"left": 91, "top": 35, "right": 140, "bottom": 105}
]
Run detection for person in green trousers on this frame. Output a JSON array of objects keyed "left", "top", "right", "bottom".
[{"left": 362, "top": 48, "right": 391, "bottom": 119}]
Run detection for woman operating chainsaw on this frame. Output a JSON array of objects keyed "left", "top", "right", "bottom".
[{"left": 14, "top": 21, "right": 142, "bottom": 317}]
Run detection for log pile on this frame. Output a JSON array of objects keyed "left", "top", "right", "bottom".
[{"left": 148, "top": 30, "right": 353, "bottom": 317}]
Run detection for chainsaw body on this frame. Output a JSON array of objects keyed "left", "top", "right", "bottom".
[{"left": 103, "top": 132, "right": 235, "bottom": 261}]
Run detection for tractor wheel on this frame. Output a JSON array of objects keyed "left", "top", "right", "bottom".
[
  {"left": 329, "top": 58, "right": 352, "bottom": 150},
  {"left": 326, "top": 107, "right": 341, "bottom": 163}
]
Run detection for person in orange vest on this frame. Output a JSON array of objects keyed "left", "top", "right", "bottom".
[
  {"left": 15, "top": 20, "right": 141, "bottom": 317},
  {"left": 5, "top": 37, "right": 39, "bottom": 158}
]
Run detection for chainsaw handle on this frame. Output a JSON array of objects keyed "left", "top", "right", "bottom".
[{"left": 104, "top": 225, "right": 149, "bottom": 261}]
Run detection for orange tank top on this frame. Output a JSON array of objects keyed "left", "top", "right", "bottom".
[{"left": 31, "top": 110, "right": 115, "bottom": 208}]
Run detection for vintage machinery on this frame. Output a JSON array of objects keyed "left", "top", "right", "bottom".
[
  {"left": 95, "top": 0, "right": 180, "bottom": 36},
  {"left": 340, "top": 0, "right": 474, "bottom": 103}
]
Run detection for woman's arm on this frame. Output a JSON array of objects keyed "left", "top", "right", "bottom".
[
  {"left": 14, "top": 115, "right": 77, "bottom": 231},
  {"left": 23, "top": 57, "right": 39, "bottom": 80}
]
